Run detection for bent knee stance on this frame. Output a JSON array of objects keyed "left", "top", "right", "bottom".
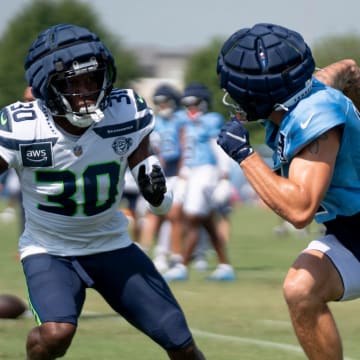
[
  {"left": 282, "top": 271, "right": 325, "bottom": 318},
  {"left": 283, "top": 272, "right": 311, "bottom": 304},
  {"left": 27, "top": 322, "right": 76, "bottom": 359},
  {"left": 283, "top": 275, "right": 305, "bottom": 302}
]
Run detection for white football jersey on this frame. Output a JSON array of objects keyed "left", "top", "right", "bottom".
[{"left": 0, "top": 89, "right": 154, "bottom": 258}]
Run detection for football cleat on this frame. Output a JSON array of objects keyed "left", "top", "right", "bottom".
[
  {"left": 207, "top": 264, "right": 236, "bottom": 282},
  {"left": 191, "top": 257, "right": 209, "bottom": 272},
  {"left": 162, "top": 263, "right": 188, "bottom": 282}
]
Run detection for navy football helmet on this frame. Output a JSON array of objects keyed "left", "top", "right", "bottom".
[
  {"left": 217, "top": 23, "right": 315, "bottom": 121},
  {"left": 25, "top": 24, "right": 116, "bottom": 127},
  {"left": 153, "top": 84, "right": 181, "bottom": 118},
  {"left": 181, "top": 83, "right": 211, "bottom": 117}
]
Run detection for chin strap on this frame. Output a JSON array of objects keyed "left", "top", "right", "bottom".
[{"left": 273, "top": 79, "right": 313, "bottom": 112}]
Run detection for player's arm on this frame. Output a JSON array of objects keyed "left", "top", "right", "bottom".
[
  {"left": 314, "top": 59, "right": 360, "bottom": 109},
  {"left": 240, "top": 127, "right": 340, "bottom": 228},
  {"left": 0, "top": 156, "right": 9, "bottom": 175},
  {"left": 0, "top": 157, "right": 9, "bottom": 192},
  {"left": 128, "top": 134, "right": 172, "bottom": 215}
]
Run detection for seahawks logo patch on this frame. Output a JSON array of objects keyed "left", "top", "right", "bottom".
[{"left": 112, "top": 137, "right": 133, "bottom": 155}]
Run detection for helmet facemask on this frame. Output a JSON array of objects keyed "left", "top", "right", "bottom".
[
  {"left": 181, "top": 96, "right": 209, "bottom": 120},
  {"left": 221, "top": 91, "right": 248, "bottom": 122},
  {"left": 49, "top": 57, "right": 110, "bottom": 128},
  {"left": 25, "top": 24, "right": 117, "bottom": 127},
  {"left": 153, "top": 95, "right": 177, "bottom": 119},
  {"left": 152, "top": 84, "right": 181, "bottom": 119},
  {"left": 181, "top": 83, "right": 211, "bottom": 120}
]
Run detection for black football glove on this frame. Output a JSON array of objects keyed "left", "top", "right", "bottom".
[
  {"left": 217, "top": 118, "right": 254, "bottom": 164},
  {"left": 138, "top": 164, "right": 167, "bottom": 207}
]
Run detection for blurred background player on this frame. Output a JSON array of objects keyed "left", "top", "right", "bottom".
[
  {"left": 0, "top": 169, "right": 21, "bottom": 225},
  {"left": 163, "top": 82, "right": 236, "bottom": 281},
  {"left": 138, "top": 83, "right": 187, "bottom": 272},
  {"left": 119, "top": 168, "right": 144, "bottom": 243},
  {"left": 0, "top": 86, "right": 34, "bottom": 232}
]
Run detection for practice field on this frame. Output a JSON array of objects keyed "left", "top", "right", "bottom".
[{"left": 1, "top": 203, "right": 360, "bottom": 359}]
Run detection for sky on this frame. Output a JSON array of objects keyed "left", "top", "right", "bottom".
[{"left": 1, "top": 0, "right": 360, "bottom": 50}]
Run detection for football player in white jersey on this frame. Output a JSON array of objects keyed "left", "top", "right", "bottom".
[{"left": 0, "top": 24, "right": 205, "bottom": 360}]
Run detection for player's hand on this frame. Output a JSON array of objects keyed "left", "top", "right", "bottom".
[
  {"left": 217, "top": 118, "right": 254, "bottom": 164},
  {"left": 138, "top": 164, "right": 166, "bottom": 206}
]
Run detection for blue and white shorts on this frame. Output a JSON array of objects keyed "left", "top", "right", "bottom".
[{"left": 305, "top": 234, "right": 360, "bottom": 301}]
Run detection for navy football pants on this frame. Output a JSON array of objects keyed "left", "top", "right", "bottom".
[{"left": 22, "top": 244, "right": 193, "bottom": 350}]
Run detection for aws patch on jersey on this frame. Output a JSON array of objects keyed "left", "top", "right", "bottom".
[{"left": 20, "top": 142, "right": 53, "bottom": 167}]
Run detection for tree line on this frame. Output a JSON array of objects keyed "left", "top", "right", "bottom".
[{"left": 1, "top": 0, "right": 359, "bottom": 143}]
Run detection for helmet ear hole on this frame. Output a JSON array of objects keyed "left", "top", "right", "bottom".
[{"left": 217, "top": 23, "right": 315, "bottom": 121}]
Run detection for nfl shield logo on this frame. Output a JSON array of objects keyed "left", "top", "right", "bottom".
[{"left": 73, "top": 145, "right": 83, "bottom": 157}]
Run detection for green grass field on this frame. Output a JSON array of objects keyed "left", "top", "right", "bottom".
[{"left": 0, "top": 203, "right": 360, "bottom": 359}]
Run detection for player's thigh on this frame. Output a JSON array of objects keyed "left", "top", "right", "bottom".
[
  {"left": 22, "top": 254, "right": 86, "bottom": 324},
  {"left": 289, "top": 234, "right": 360, "bottom": 301},
  {"left": 88, "top": 245, "right": 193, "bottom": 350}
]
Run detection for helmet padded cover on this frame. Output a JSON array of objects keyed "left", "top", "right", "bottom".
[
  {"left": 217, "top": 23, "right": 315, "bottom": 120},
  {"left": 24, "top": 24, "right": 116, "bottom": 105},
  {"left": 182, "top": 82, "right": 211, "bottom": 105},
  {"left": 154, "top": 84, "right": 181, "bottom": 106}
]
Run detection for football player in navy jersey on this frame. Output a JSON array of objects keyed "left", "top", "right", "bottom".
[
  {"left": 0, "top": 24, "right": 205, "bottom": 359},
  {"left": 217, "top": 23, "right": 360, "bottom": 360}
]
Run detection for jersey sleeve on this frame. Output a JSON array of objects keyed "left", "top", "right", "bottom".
[
  {"left": 128, "top": 90, "right": 154, "bottom": 150},
  {"left": 101, "top": 89, "right": 155, "bottom": 156},
  {"left": 132, "top": 90, "right": 155, "bottom": 141},
  {"left": 0, "top": 104, "right": 28, "bottom": 168},
  {"left": 282, "top": 94, "right": 348, "bottom": 160}
]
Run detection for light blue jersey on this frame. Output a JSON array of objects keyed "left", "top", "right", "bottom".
[
  {"left": 264, "top": 78, "right": 360, "bottom": 224},
  {"left": 152, "top": 110, "right": 186, "bottom": 177},
  {"left": 182, "top": 112, "right": 224, "bottom": 167}
]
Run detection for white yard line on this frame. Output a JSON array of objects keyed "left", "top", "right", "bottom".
[
  {"left": 78, "top": 312, "right": 357, "bottom": 360},
  {"left": 191, "top": 328, "right": 303, "bottom": 354},
  {"left": 191, "top": 328, "right": 357, "bottom": 360}
]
